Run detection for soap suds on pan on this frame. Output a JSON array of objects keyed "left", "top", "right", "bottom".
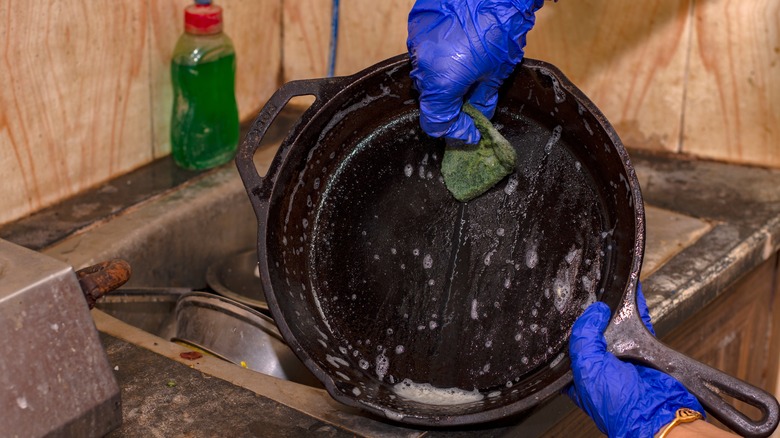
[{"left": 392, "top": 379, "right": 484, "bottom": 406}]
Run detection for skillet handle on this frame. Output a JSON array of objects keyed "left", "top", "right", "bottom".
[
  {"left": 606, "top": 300, "right": 780, "bottom": 437},
  {"left": 235, "top": 77, "right": 347, "bottom": 217}
]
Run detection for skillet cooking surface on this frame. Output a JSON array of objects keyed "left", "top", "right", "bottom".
[
  {"left": 259, "top": 57, "right": 638, "bottom": 424},
  {"left": 314, "top": 111, "right": 606, "bottom": 387}
]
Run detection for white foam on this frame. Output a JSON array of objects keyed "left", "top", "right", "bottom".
[
  {"left": 392, "top": 379, "right": 484, "bottom": 406},
  {"left": 375, "top": 353, "right": 389, "bottom": 380},
  {"left": 471, "top": 299, "right": 479, "bottom": 320},
  {"left": 423, "top": 254, "right": 433, "bottom": 269},
  {"left": 550, "top": 353, "right": 565, "bottom": 368},
  {"left": 404, "top": 164, "right": 413, "bottom": 177},
  {"left": 326, "top": 354, "right": 349, "bottom": 369},
  {"left": 484, "top": 249, "right": 496, "bottom": 266},
  {"left": 383, "top": 409, "right": 405, "bottom": 421},
  {"left": 525, "top": 246, "right": 538, "bottom": 269},
  {"left": 504, "top": 175, "right": 519, "bottom": 195},
  {"left": 545, "top": 126, "right": 563, "bottom": 153}
]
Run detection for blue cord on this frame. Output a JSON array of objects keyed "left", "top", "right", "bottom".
[{"left": 327, "top": 0, "right": 340, "bottom": 77}]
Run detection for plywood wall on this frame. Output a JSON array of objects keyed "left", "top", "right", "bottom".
[
  {"left": 682, "top": 0, "right": 780, "bottom": 165},
  {"left": 0, "top": 0, "right": 282, "bottom": 226},
  {"left": 527, "top": 0, "right": 780, "bottom": 168},
  {"left": 2, "top": 0, "right": 778, "bottom": 227},
  {"left": 282, "top": 0, "right": 413, "bottom": 81},
  {"left": 526, "top": 0, "right": 692, "bottom": 154},
  {"left": 0, "top": 1, "right": 152, "bottom": 226}
]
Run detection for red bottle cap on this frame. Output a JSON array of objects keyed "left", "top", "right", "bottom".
[{"left": 184, "top": 3, "right": 223, "bottom": 35}]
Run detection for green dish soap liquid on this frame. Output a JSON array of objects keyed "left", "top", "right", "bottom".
[{"left": 170, "top": 0, "right": 239, "bottom": 170}]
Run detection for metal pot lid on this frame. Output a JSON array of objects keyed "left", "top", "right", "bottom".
[{"left": 206, "top": 248, "right": 268, "bottom": 310}]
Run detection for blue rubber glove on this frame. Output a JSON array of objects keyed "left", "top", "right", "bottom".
[
  {"left": 567, "top": 283, "right": 705, "bottom": 438},
  {"left": 407, "top": 0, "right": 545, "bottom": 143}
]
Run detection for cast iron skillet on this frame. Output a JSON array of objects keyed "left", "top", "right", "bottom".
[{"left": 236, "top": 54, "right": 779, "bottom": 435}]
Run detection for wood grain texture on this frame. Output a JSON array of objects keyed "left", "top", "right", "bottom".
[
  {"left": 282, "top": 0, "right": 330, "bottom": 81},
  {"left": 281, "top": 0, "right": 412, "bottom": 81},
  {"left": 526, "top": 0, "right": 692, "bottom": 152},
  {"left": 682, "top": 0, "right": 780, "bottom": 167},
  {"left": 0, "top": 0, "right": 151, "bottom": 226},
  {"left": 149, "top": 0, "right": 282, "bottom": 157},
  {"left": 334, "top": 0, "right": 413, "bottom": 76}
]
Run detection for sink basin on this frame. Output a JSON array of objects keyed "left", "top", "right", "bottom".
[{"left": 95, "top": 288, "right": 185, "bottom": 338}]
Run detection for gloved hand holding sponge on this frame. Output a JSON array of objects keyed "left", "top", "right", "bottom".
[{"left": 408, "top": 1, "right": 544, "bottom": 201}]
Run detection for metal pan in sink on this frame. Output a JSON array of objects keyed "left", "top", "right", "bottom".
[{"left": 172, "top": 292, "right": 320, "bottom": 387}]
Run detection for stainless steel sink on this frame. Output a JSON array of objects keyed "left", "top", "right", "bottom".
[{"left": 94, "top": 288, "right": 185, "bottom": 338}]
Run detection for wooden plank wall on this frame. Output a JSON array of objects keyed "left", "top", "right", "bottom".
[
  {"left": 527, "top": 0, "right": 780, "bottom": 166},
  {"left": 0, "top": 0, "right": 281, "bottom": 226},
  {"left": 1, "top": 0, "right": 778, "bottom": 226},
  {"left": 282, "top": 0, "right": 413, "bottom": 81},
  {"left": 0, "top": 1, "right": 152, "bottom": 226},
  {"left": 526, "top": 0, "right": 692, "bottom": 154}
]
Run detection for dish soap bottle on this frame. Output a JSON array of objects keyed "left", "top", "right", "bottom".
[{"left": 170, "top": 0, "right": 239, "bottom": 170}]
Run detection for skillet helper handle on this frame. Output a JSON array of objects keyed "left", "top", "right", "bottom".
[
  {"left": 235, "top": 77, "right": 347, "bottom": 216},
  {"left": 607, "top": 316, "right": 780, "bottom": 437}
]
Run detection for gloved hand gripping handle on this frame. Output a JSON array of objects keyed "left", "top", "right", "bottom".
[{"left": 603, "top": 287, "right": 780, "bottom": 437}]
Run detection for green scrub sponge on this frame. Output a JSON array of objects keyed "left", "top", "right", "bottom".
[{"left": 441, "top": 104, "right": 517, "bottom": 202}]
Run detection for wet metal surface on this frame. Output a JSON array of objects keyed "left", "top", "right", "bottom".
[
  {"left": 95, "top": 287, "right": 188, "bottom": 337},
  {"left": 206, "top": 248, "right": 268, "bottom": 310},
  {"left": 173, "top": 292, "right": 321, "bottom": 387}
]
